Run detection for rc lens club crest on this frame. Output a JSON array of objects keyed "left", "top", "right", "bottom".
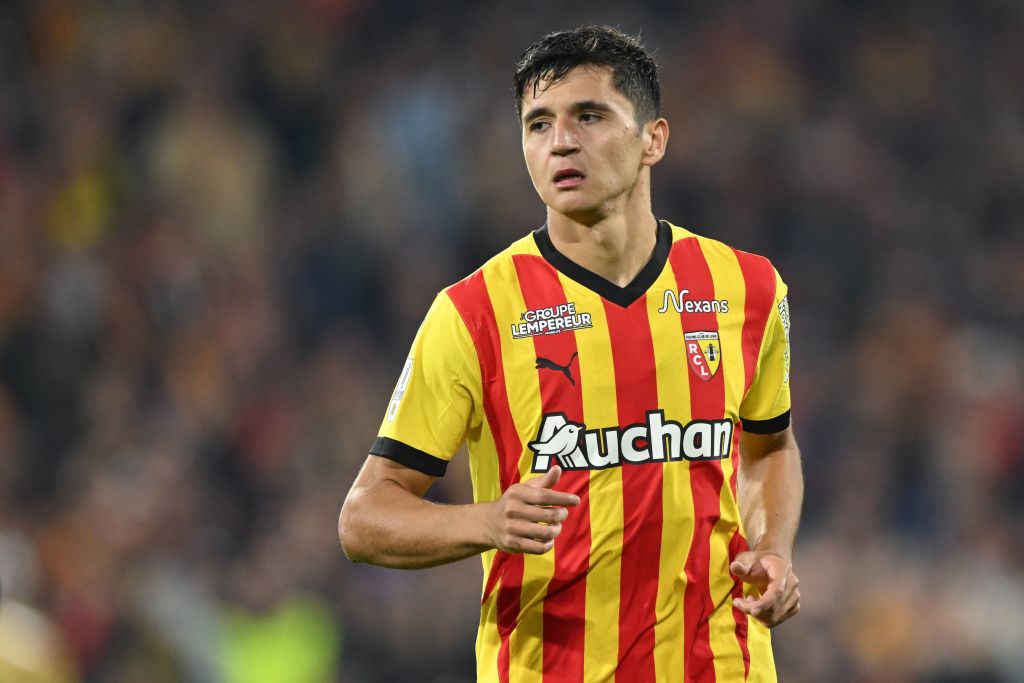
[{"left": 684, "top": 331, "right": 721, "bottom": 381}]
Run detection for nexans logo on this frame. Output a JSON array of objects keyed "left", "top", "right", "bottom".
[{"left": 528, "top": 411, "right": 733, "bottom": 473}]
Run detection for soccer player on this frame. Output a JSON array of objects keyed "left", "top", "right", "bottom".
[{"left": 340, "top": 25, "right": 803, "bottom": 682}]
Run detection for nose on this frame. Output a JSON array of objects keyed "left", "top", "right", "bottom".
[{"left": 551, "top": 117, "right": 579, "bottom": 156}]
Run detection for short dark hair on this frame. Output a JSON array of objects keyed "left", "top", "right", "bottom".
[{"left": 513, "top": 26, "right": 661, "bottom": 125}]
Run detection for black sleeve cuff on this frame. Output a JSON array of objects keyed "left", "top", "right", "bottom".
[
  {"left": 370, "top": 437, "right": 449, "bottom": 477},
  {"left": 740, "top": 410, "right": 791, "bottom": 435}
]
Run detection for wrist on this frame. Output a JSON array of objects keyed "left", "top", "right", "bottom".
[
  {"left": 470, "top": 500, "right": 499, "bottom": 550},
  {"left": 751, "top": 544, "right": 791, "bottom": 564}
]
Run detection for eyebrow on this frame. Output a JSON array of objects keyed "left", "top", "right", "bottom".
[{"left": 522, "top": 100, "right": 616, "bottom": 125}]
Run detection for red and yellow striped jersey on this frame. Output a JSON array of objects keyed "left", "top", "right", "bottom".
[{"left": 372, "top": 221, "right": 791, "bottom": 682}]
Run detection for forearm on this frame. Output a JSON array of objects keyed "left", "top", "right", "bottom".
[
  {"left": 340, "top": 478, "right": 493, "bottom": 569},
  {"left": 738, "top": 432, "right": 803, "bottom": 560}
]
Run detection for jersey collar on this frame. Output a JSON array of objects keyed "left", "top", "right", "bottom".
[{"left": 532, "top": 219, "right": 672, "bottom": 308}]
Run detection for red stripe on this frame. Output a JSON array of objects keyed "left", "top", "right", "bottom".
[
  {"left": 512, "top": 254, "right": 590, "bottom": 683},
  {"left": 604, "top": 298, "right": 662, "bottom": 682},
  {"left": 732, "top": 249, "right": 776, "bottom": 398},
  {"left": 496, "top": 559, "right": 525, "bottom": 682},
  {"left": 446, "top": 274, "right": 525, "bottom": 683},
  {"left": 670, "top": 238, "right": 725, "bottom": 683}
]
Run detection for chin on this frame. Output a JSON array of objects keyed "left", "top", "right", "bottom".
[{"left": 545, "top": 194, "right": 603, "bottom": 222}]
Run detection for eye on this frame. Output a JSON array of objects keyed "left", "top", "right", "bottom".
[
  {"left": 579, "top": 112, "right": 601, "bottom": 123},
  {"left": 529, "top": 120, "right": 551, "bottom": 133}
]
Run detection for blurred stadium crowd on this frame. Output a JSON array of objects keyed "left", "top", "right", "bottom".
[{"left": 1, "top": 1, "right": 1023, "bottom": 681}]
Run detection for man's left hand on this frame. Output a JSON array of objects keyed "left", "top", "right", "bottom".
[{"left": 730, "top": 550, "right": 800, "bottom": 627}]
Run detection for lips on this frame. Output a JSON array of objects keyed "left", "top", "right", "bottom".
[{"left": 553, "top": 168, "right": 585, "bottom": 188}]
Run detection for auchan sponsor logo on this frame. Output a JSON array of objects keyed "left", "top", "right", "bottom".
[{"left": 528, "top": 411, "right": 733, "bottom": 473}]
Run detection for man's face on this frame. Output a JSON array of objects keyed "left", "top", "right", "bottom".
[{"left": 520, "top": 66, "right": 655, "bottom": 223}]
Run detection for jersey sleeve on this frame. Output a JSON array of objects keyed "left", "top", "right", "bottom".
[
  {"left": 370, "top": 291, "right": 481, "bottom": 476},
  {"left": 739, "top": 269, "right": 792, "bottom": 434}
]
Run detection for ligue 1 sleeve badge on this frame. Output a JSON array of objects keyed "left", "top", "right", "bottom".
[{"left": 684, "top": 331, "right": 721, "bottom": 381}]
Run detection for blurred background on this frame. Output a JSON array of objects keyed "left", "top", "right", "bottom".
[{"left": 1, "top": 0, "right": 1023, "bottom": 681}]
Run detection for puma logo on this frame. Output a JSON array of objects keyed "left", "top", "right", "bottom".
[{"left": 535, "top": 352, "right": 578, "bottom": 386}]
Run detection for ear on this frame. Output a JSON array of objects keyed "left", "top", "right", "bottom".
[{"left": 641, "top": 117, "right": 669, "bottom": 167}]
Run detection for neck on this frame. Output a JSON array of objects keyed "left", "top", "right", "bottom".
[{"left": 545, "top": 175, "right": 658, "bottom": 287}]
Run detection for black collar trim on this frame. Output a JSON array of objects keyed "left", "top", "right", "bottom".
[{"left": 532, "top": 220, "right": 672, "bottom": 308}]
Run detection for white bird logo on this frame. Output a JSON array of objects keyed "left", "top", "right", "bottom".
[{"left": 529, "top": 421, "right": 583, "bottom": 469}]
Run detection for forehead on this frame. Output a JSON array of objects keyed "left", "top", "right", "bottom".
[{"left": 521, "top": 65, "right": 633, "bottom": 112}]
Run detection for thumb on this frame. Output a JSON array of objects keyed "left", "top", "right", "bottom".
[
  {"left": 730, "top": 551, "right": 759, "bottom": 578},
  {"left": 526, "top": 464, "right": 562, "bottom": 489}
]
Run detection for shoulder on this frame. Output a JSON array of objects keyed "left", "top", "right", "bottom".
[
  {"left": 443, "top": 231, "right": 541, "bottom": 321},
  {"left": 664, "top": 221, "right": 783, "bottom": 298}
]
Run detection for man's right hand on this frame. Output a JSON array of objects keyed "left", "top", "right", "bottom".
[{"left": 484, "top": 465, "right": 580, "bottom": 555}]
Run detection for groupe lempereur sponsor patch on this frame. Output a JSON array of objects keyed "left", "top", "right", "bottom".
[{"left": 511, "top": 302, "right": 593, "bottom": 339}]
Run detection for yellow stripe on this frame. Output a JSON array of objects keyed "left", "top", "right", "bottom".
[
  {"left": 556, "top": 276, "right": 621, "bottom": 683},
  {"left": 698, "top": 238, "right": 749, "bottom": 680},
  {"left": 647, "top": 256, "right": 694, "bottom": 681},
  {"left": 482, "top": 257, "right": 552, "bottom": 681},
  {"left": 473, "top": 415, "right": 503, "bottom": 680},
  {"left": 477, "top": 589, "right": 502, "bottom": 683},
  {"left": 745, "top": 621, "right": 777, "bottom": 681},
  {"left": 469, "top": 383, "right": 503, "bottom": 505}
]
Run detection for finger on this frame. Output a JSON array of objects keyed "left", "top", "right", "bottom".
[
  {"left": 730, "top": 552, "right": 772, "bottom": 581},
  {"left": 511, "top": 504, "right": 569, "bottom": 524},
  {"left": 518, "top": 486, "right": 580, "bottom": 508},
  {"left": 778, "top": 583, "right": 801, "bottom": 619},
  {"left": 509, "top": 520, "right": 562, "bottom": 542},
  {"left": 731, "top": 595, "right": 759, "bottom": 615},
  {"left": 783, "top": 594, "right": 802, "bottom": 622},
  {"left": 744, "top": 576, "right": 786, "bottom": 617},
  {"left": 505, "top": 536, "right": 555, "bottom": 555},
  {"left": 733, "top": 591, "right": 784, "bottom": 622},
  {"left": 729, "top": 550, "right": 756, "bottom": 573},
  {"left": 730, "top": 556, "right": 756, "bottom": 579},
  {"left": 525, "top": 465, "right": 562, "bottom": 489},
  {"left": 759, "top": 588, "right": 801, "bottom": 627},
  {"left": 776, "top": 591, "right": 800, "bottom": 623}
]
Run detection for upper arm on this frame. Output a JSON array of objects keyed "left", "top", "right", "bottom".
[
  {"left": 740, "top": 425, "right": 797, "bottom": 463},
  {"left": 339, "top": 454, "right": 438, "bottom": 559},
  {"left": 351, "top": 454, "right": 438, "bottom": 499},
  {"left": 740, "top": 268, "right": 792, "bottom": 434},
  {"left": 370, "top": 292, "right": 482, "bottom": 477}
]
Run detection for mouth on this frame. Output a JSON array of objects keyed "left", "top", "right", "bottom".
[{"left": 553, "top": 168, "right": 585, "bottom": 189}]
